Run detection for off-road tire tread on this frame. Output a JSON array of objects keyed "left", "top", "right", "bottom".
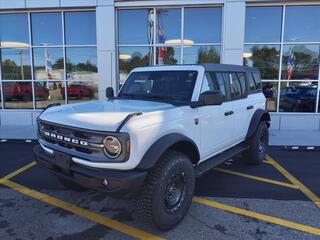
[
  {"left": 244, "top": 121, "right": 268, "bottom": 165},
  {"left": 135, "top": 151, "right": 188, "bottom": 228}
]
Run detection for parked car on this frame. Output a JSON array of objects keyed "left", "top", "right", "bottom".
[
  {"left": 3, "top": 82, "right": 48, "bottom": 101},
  {"left": 61, "top": 83, "right": 93, "bottom": 99},
  {"left": 34, "top": 64, "right": 270, "bottom": 230},
  {"left": 280, "top": 85, "right": 317, "bottom": 112}
]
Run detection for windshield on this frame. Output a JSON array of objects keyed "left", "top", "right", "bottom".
[{"left": 118, "top": 71, "right": 198, "bottom": 103}]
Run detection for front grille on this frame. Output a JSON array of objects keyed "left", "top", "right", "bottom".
[{"left": 38, "top": 120, "right": 105, "bottom": 155}]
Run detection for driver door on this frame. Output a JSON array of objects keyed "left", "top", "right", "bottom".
[{"left": 197, "top": 72, "right": 235, "bottom": 161}]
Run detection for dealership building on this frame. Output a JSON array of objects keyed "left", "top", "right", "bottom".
[{"left": 0, "top": 0, "right": 320, "bottom": 139}]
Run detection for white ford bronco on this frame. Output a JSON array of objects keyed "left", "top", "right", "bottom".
[{"left": 34, "top": 64, "right": 270, "bottom": 230}]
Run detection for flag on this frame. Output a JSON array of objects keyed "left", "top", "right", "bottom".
[
  {"left": 46, "top": 56, "right": 52, "bottom": 79},
  {"left": 287, "top": 47, "right": 295, "bottom": 80},
  {"left": 157, "top": 10, "right": 167, "bottom": 65}
]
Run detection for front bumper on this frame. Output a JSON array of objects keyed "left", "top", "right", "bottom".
[{"left": 33, "top": 144, "right": 147, "bottom": 197}]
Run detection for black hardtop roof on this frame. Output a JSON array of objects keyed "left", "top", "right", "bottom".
[{"left": 201, "top": 63, "right": 259, "bottom": 73}]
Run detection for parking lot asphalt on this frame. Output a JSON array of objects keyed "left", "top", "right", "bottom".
[{"left": 0, "top": 140, "right": 319, "bottom": 240}]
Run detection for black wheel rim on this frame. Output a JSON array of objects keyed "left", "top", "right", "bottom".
[
  {"left": 164, "top": 171, "right": 186, "bottom": 214},
  {"left": 258, "top": 128, "right": 267, "bottom": 158}
]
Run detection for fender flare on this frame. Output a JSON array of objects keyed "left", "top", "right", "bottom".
[
  {"left": 136, "top": 133, "right": 200, "bottom": 170},
  {"left": 246, "top": 109, "right": 270, "bottom": 139}
]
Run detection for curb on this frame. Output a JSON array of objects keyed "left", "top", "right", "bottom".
[{"left": 283, "top": 146, "right": 320, "bottom": 151}]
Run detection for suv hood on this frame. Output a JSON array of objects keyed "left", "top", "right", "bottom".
[{"left": 39, "top": 99, "right": 174, "bottom": 132}]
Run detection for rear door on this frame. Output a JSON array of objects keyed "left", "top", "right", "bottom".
[
  {"left": 246, "top": 71, "right": 265, "bottom": 123},
  {"left": 228, "top": 72, "right": 249, "bottom": 142},
  {"left": 197, "top": 72, "right": 235, "bottom": 160}
]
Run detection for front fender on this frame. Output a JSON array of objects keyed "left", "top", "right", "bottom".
[{"left": 136, "top": 133, "right": 200, "bottom": 170}]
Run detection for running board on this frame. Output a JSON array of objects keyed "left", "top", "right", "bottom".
[{"left": 195, "top": 143, "right": 249, "bottom": 177}]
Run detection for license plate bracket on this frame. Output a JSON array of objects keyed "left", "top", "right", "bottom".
[{"left": 53, "top": 151, "right": 71, "bottom": 170}]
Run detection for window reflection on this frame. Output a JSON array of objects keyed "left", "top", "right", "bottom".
[
  {"left": 31, "top": 12, "right": 62, "bottom": 45},
  {"left": 65, "top": 11, "right": 96, "bottom": 45},
  {"left": 281, "top": 45, "right": 319, "bottom": 80},
  {"left": 0, "top": 13, "right": 29, "bottom": 47},
  {"left": 33, "top": 48, "right": 64, "bottom": 80},
  {"left": 118, "top": 9, "right": 154, "bottom": 45},
  {"left": 156, "top": 9, "right": 181, "bottom": 44},
  {"left": 262, "top": 82, "right": 278, "bottom": 112},
  {"left": 243, "top": 45, "right": 280, "bottom": 80},
  {"left": 0, "top": 84, "right": 2, "bottom": 109},
  {"left": 245, "top": 7, "right": 282, "bottom": 43},
  {"left": 66, "top": 47, "right": 97, "bottom": 81},
  {"left": 183, "top": 46, "right": 220, "bottom": 64},
  {"left": 1, "top": 48, "right": 32, "bottom": 80},
  {"left": 35, "top": 81, "right": 65, "bottom": 108},
  {"left": 66, "top": 81, "right": 98, "bottom": 104},
  {"left": 156, "top": 46, "right": 181, "bottom": 65},
  {"left": 118, "top": 47, "right": 152, "bottom": 84},
  {"left": 284, "top": 6, "right": 320, "bottom": 42},
  {"left": 184, "top": 7, "right": 222, "bottom": 43},
  {"left": 280, "top": 81, "right": 317, "bottom": 112},
  {"left": 2, "top": 82, "right": 33, "bottom": 109}
]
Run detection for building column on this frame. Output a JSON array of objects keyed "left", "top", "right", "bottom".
[
  {"left": 222, "top": 0, "right": 246, "bottom": 65},
  {"left": 96, "top": 2, "right": 117, "bottom": 100}
]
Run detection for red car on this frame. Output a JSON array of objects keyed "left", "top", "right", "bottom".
[
  {"left": 61, "top": 83, "right": 93, "bottom": 99},
  {"left": 3, "top": 82, "right": 49, "bottom": 101}
]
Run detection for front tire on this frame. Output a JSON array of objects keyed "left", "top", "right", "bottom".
[
  {"left": 243, "top": 121, "right": 269, "bottom": 165},
  {"left": 136, "top": 151, "right": 195, "bottom": 230}
]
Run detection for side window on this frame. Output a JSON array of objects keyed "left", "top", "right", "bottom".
[
  {"left": 252, "top": 72, "right": 262, "bottom": 91},
  {"left": 230, "top": 72, "right": 246, "bottom": 99},
  {"left": 247, "top": 72, "right": 257, "bottom": 92},
  {"left": 200, "top": 72, "right": 226, "bottom": 101},
  {"left": 213, "top": 72, "right": 227, "bottom": 101}
]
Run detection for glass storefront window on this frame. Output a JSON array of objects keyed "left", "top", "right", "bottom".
[
  {"left": 0, "top": 84, "right": 2, "bottom": 109},
  {"left": 66, "top": 81, "right": 98, "bottom": 104},
  {"left": 0, "top": 11, "right": 98, "bottom": 110},
  {"left": 284, "top": 6, "right": 320, "bottom": 42},
  {"left": 183, "top": 45, "right": 220, "bottom": 64},
  {"left": 2, "top": 81, "right": 33, "bottom": 109},
  {"left": 64, "top": 12, "right": 96, "bottom": 45},
  {"left": 0, "top": 13, "right": 29, "bottom": 47},
  {"left": 66, "top": 47, "right": 97, "bottom": 81},
  {"left": 31, "top": 12, "right": 62, "bottom": 46},
  {"left": 33, "top": 47, "right": 64, "bottom": 80},
  {"left": 118, "top": 9, "right": 154, "bottom": 45},
  {"left": 243, "top": 45, "right": 280, "bottom": 80},
  {"left": 279, "top": 81, "right": 318, "bottom": 112},
  {"left": 262, "top": 82, "right": 278, "bottom": 112},
  {"left": 156, "top": 46, "right": 181, "bottom": 65},
  {"left": 118, "top": 47, "right": 152, "bottom": 84},
  {"left": 245, "top": 7, "right": 282, "bottom": 43},
  {"left": 35, "top": 81, "right": 65, "bottom": 109},
  {"left": 1, "top": 48, "right": 32, "bottom": 80},
  {"left": 184, "top": 7, "right": 222, "bottom": 43},
  {"left": 156, "top": 9, "right": 181, "bottom": 44},
  {"left": 281, "top": 44, "right": 320, "bottom": 80}
]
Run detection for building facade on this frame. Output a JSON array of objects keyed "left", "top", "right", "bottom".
[{"left": 0, "top": 0, "right": 320, "bottom": 136}]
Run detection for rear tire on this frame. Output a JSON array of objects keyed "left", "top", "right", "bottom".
[
  {"left": 243, "top": 121, "right": 269, "bottom": 165},
  {"left": 136, "top": 151, "right": 195, "bottom": 230}
]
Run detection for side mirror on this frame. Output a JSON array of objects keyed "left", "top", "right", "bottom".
[
  {"left": 199, "top": 90, "right": 223, "bottom": 106},
  {"left": 106, "top": 87, "right": 114, "bottom": 98},
  {"left": 263, "top": 88, "right": 273, "bottom": 99}
]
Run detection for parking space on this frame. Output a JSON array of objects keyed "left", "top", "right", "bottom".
[{"left": 0, "top": 141, "right": 319, "bottom": 240}]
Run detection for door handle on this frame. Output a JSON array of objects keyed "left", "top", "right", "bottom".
[
  {"left": 246, "top": 105, "right": 254, "bottom": 110},
  {"left": 224, "top": 111, "right": 234, "bottom": 116}
]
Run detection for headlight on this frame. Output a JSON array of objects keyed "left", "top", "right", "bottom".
[{"left": 103, "top": 136, "right": 122, "bottom": 158}]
